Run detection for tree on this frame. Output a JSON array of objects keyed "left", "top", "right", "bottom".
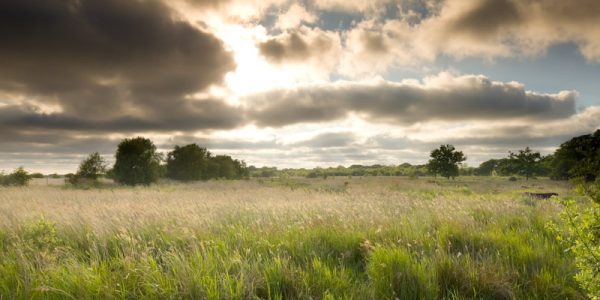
[
  {"left": 551, "top": 130, "right": 600, "bottom": 181},
  {"left": 427, "top": 144, "right": 466, "bottom": 179},
  {"left": 475, "top": 159, "right": 499, "bottom": 176},
  {"left": 508, "top": 147, "right": 541, "bottom": 180},
  {"left": 207, "top": 155, "right": 249, "bottom": 179},
  {"left": 76, "top": 152, "right": 107, "bottom": 180},
  {"left": 113, "top": 137, "right": 161, "bottom": 185},
  {"left": 166, "top": 144, "right": 211, "bottom": 181}
]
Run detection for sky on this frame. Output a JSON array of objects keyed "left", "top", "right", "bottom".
[{"left": 1, "top": 0, "right": 600, "bottom": 173}]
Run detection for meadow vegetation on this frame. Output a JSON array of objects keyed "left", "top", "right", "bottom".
[{"left": 0, "top": 177, "right": 588, "bottom": 299}]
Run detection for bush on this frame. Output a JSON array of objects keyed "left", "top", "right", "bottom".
[
  {"left": 554, "top": 181, "right": 600, "bottom": 299},
  {"left": 0, "top": 167, "right": 31, "bottom": 187},
  {"left": 76, "top": 152, "right": 107, "bottom": 180},
  {"left": 67, "top": 152, "right": 108, "bottom": 187},
  {"left": 508, "top": 176, "right": 517, "bottom": 181}
]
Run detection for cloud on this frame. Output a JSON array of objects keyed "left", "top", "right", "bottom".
[
  {"left": 311, "top": 0, "right": 392, "bottom": 14},
  {"left": 340, "top": 0, "right": 600, "bottom": 75},
  {"left": 293, "top": 132, "right": 356, "bottom": 148},
  {"left": 275, "top": 4, "right": 317, "bottom": 30},
  {"left": 0, "top": 0, "right": 236, "bottom": 128},
  {"left": 0, "top": 100, "right": 244, "bottom": 132},
  {"left": 3, "top": 105, "right": 599, "bottom": 172},
  {"left": 246, "top": 73, "right": 576, "bottom": 127},
  {"left": 178, "top": 0, "right": 287, "bottom": 21},
  {"left": 258, "top": 27, "right": 341, "bottom": 65}
]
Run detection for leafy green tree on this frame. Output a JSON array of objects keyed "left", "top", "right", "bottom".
[
  {"left": 427, "top": 144, "right": 466, "bottom": 179},
  {"left": 76, "top": 152, "right": 107, "bottom": 180},
  {"left": 538, "top": 154, "right": 554, "bottom": 177},
  {"left": 166, "top": 144, "right": 211, "bottom": 181},
  {"left": 551, "top": 130, "right": 600, "bottom": 181},
  {"left": 508, "top": 147, "right": 541, "bottom": 180},
  {"left": 207, "top": 155, "right": 248, "bottom": 179},
  {"left": 113, "top": 137, "right": 161, "bottom": 186},
  {"left": 475, "top": 159, "right": 499, "bottom": 176}
]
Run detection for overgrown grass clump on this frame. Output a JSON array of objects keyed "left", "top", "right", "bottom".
[{"left": 0, "top": 177, "right": 586, "bottom": 299}]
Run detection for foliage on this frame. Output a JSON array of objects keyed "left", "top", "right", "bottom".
[
  {"left": 68, "top": 152, "right": 108, "bottom": 187},
  {"left": 165, "top": 144, "right": 249, "bottom": 181},
  {"left": 554, "top": 181, "right": 600, "bottom": 299},
  {"left": 76, "top": 152, "right": 107, "bottom": 180},
  {"left": 208, "top": 155, "right": 249, "bottom": 179},
  {"left": 476, "top": 151, "right": 553, "bottom": 178},
  {"left": 0, "top": 167, "right": 31, "bottom": 186},
  {"left": 508, "top": 147, "right": 542, "bottom": 180},
  {"left": 250, "top": 164, "right": 430, "bottom": 178},
  {"left": 475, "top": 159, "right": 500, "bottom": 176},
  {"left": 552, "top": 130, "right": 600, "bottom": 181},
  {"left": 249, "top": 166, "right": 278, "bottom": 178},
  {"left": 427, "top": 144, "right": 466, "bottom": 179},
  {"left": 113, "top": 137, "right": 161, "bottom": 186},
  {"left": 166, "top": 144, "right": 211, "bottom": 181}
]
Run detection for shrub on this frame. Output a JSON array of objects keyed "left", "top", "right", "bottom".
[
  {"left": 0, "top": 167, "right": 31, "bottom": 186},
  {"left": 553, "top": 180, "right": 600, "bottom": 299},
  {"left": 67, "top": 152, "right": 108, "bottom": 187},
  {"left": 76, "top": 152, "right": 107, "bottom": 180}
]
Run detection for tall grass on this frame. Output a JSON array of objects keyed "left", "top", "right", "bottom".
[{"left": 0, "top": 177, "right": 585, "bottom": 299}]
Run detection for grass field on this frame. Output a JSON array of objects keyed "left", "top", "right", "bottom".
[{"left": 0, "top": 177, "right": 587, "bottom": 299}]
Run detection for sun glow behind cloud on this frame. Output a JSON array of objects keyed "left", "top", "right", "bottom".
[
  {"left": 206, "top": 21, "right": 335, "bottom": 100},
  {"left": 1, "top": 0, "right": 600, "bottom": 173}
]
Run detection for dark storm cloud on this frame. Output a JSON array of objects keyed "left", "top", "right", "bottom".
[
  {"left": 246, "top": 74, "right": 576, "bottom": 127},
  {"left": 0, "top": 100, "right": 243, "bottom": 132},
  {"left": 0, "top": 0, "right": 236, "bottom": 127}
]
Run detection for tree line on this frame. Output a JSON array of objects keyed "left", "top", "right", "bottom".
[
  {"left": 3, "top": 130, "right": 600, "bottom": 186},
  {"left": 69, "top": 137, "right": 249, "bottom": 186},
  {"left": 249, "top": 130, "right": 600, "bottom": 182},
  {"left": 470, "top": 130, "right": 600, "bottom": 182},
  {"left": 249, "top": 164, "right": 430, "bottom": 179}
]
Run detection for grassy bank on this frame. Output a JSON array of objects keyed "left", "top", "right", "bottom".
[{"left": 0, "top": 177, "right": 586, "bottom": 299}]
